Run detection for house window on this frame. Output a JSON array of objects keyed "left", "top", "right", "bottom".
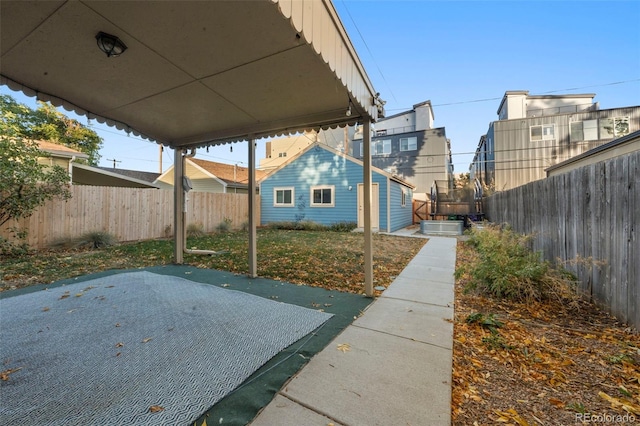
[
  {"left": 570, "top": 119, "right": 598, "bottom": 142},
  {"left": 274, "top": 187, "right": 294, "bottom": 206},
  {"left": 401, "top": 189, "right": 407, "bottom": 207},
  {"left": 599, "top": 116, "right": 630, "bottom": 139},
  {"left": 310, "top": 185, "right": 334, "bottom": 207},
  {"left": 530, "top": 124, "right": 555, "bottom": 141},
  {"left": 400, "top": 137, "right": 417, "bottom": 151},
  {"left": 371, "top": 139, "right": 391, "bottom": 155}
]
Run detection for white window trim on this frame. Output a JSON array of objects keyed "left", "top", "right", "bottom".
[
  {"left": 400, "top": 136, "right": 418, "bottom": 151},
  {"left": 273, "top": 187, "right": 294, "bottom": 207},
  {"left": 530, "top": 124, "right": 555, "bottom": 141},
  {"left": 401, "top": 189, "right": 407, "bottom": 207},
  {"left": 382, "top": 139, "right": 391, "bottom": 154},
  {"left": 310, "top": 185, "right": 335, "bottom": 207},
  {"left": 371, "top": 139, "right": 392, "bottom": 155}
]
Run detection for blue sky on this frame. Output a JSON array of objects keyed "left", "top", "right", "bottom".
[{"left": 2, "top": 0, "right": 639, "bottom": 174}]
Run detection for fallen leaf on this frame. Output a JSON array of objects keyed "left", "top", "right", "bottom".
[
  {"left": 148, "top": 405, "right": 164, "bottom": 413},
  {"left": 0, "top": 367, "right": 22, "bottom": 381},
  {"left": 221, "top": 283, "right": 230, "bottom": 288},
  {"left": 42, "top": 307, "right": 50, "bottom": 312},
  {"left": 493, "top": 408, "right": 530, "bottom": 426},
  {"left": 115, "top": 342, "right": 124, "bottom": 348},
  {"left": 337, "top": 343, "right": 350, "bottom": 353},
  {"left": 142, "top": 337, "right": 153, "bottom": 343},
  {"left": 598, "top": 391, "right": 640, "bottom": 414},
  {"left": 75, "top": 293, "right": 83, "bottom": 297},
  {"left": 548, "top": 397, "right": 565, "bottom": 408}
]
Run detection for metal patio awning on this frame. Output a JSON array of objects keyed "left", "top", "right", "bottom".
[
  {"left": 1, "top": 0, "right": 381, "bottom": 295},
  {"left": 1, "top": 0, "right": 381, "bottom": 147}
]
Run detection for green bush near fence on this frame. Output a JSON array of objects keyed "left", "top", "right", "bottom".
[{"left": 455, "top": 224, "right": 578, "bottom": 302}]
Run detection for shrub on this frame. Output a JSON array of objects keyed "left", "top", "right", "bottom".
[
  {"left": 81, "top": 231, "right": 117, "bottom": 249},
  {"left": 266, "top": 221, "right": 324, "bottom": 231},
  {"left": 328, "top": 221, "right": 358, "bottom": 232},
  {"left": 187, "top": 222, "right": 205, "bottom": 237},
  {"left": 215, "top": 217, "right": 233, "bottom": 233},
  {"left": 0, "top": 227, "right": 31, "bottom": 256},
  {"left": 455, "top": 224, "right": 577, "bottom": 302}
]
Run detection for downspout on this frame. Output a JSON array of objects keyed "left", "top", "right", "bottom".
[
  {"left": 68, "top": 155, "right": 76, "bottom": 182},
  {"left": 181, "top": 148, "right": 225, "bottom": 256}
]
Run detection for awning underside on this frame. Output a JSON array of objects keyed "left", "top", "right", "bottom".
[{"left": 1, "top": 0, "right": 380, "bottom": 148}]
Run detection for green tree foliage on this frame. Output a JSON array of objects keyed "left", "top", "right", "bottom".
[
  {"left": 0, "top": 137, "right": 72, "bottom": 229},
  {"left": 0, "top": 94, "right": 102, "bottom": 165}
]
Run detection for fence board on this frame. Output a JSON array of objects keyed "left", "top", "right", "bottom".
[
  {"left": 1, "top": 187, "right": 257, "bottom": 249},
  {"left": 485, "top": 150, "right": 640, "bottom": 330}
]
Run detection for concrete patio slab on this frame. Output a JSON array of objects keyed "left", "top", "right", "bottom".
[
  {"left": 280, "top": 326, "right": 452, "bottom": 426},
  {"left": 394, "top": 265, "right": 455, "bottom": 284},
  {"left": 403, "top": 254, "right": 457, "bottom": 268},
  {"left": 382, "top": 280, "right": 454, "bottom": 307},
  {"left": 250, "top": 394, "right": 345, "bottom": 426},
  {"left": 250, "top": 234, "right": 458, "bottom": 426},
  {"left": 353, "top": 297, "right": 454, "bottom": 349}
]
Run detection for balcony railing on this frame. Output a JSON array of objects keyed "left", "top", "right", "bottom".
[
  {"left": 526, "top": 102, "right": 597, "bottom": 118},
  {"left": 375, "top": 125, "right": 416, "bottom": 136}
]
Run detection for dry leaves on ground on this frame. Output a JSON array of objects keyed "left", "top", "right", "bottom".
[{"left": 452, "top": 241, "right": 639, "bottom": 425}]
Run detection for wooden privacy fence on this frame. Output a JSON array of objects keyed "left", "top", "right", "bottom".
[
  {"left": 484, "top": 150, "right": 639, "bottom": 330},
  {"left": 1, "top": 186, "right": 258, "bottom": 249}
]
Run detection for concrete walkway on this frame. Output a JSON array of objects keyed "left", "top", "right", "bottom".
[{"left": 250, "top": 236, "right": 457, "bottom": 426}]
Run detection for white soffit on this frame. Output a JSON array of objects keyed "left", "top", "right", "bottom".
[{"left": 0, "top": 0, "right": 381, "bottom": 148}]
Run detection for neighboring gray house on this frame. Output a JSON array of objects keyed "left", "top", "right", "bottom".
[
  {"left": 351, "top": 100, "right": 453, "bottom": 200},
  {"left": 260, "top": 143, "right": 414, "bottom": 232},
  {"left": 471, "top": 90, "right": 640, "bottom": 191}
]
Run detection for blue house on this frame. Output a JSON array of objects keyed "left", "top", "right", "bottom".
[{"left": 260, "top": 143, "right": 414, "bottom": 232}]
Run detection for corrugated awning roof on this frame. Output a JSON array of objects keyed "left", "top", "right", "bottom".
[{"left": 1, "top": 0, "right": 383, "bottom": 149}]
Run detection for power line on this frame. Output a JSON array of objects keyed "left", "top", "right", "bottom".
[
  {"left": 338, "top": 0, "right": 397, "bottom": 104},
  {"left": 384, "top": 79, "right": 640, "bottom": 112},
  {"left": 540, "top": 79, "right": 640, "bottom": 94}
]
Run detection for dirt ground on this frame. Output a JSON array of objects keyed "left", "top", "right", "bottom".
[{"left": 451, "top": 241, "right": 640, "bottom": 425}]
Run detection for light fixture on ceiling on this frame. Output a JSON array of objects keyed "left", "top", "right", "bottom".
[
  {"left": 95, "top": 31, "right": 127, "bottom": 57},
  {"left": 346, "top": 99, "right": 353, "bottom": 117}
]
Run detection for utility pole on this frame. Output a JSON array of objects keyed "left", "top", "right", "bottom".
[
  {"left": 159, "top": 145, "right": 163, "bottom": 174},
  {"left": 106, "top": 158, "right": 121, "bottom": 169}
]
